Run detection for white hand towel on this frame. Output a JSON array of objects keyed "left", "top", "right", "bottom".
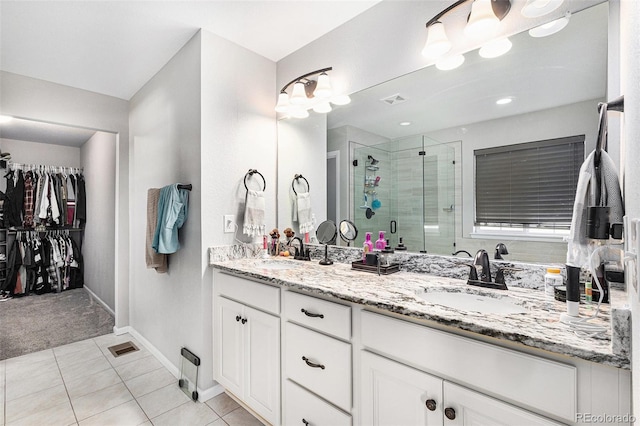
[
  {"left": 243, "top": 189, "right": 266, "bottom": 237},
  {"left": 296, "top": 192, "right": 314, "bottom": 234},
  {"left": 566, "top": 149, "right": 624, "bottom": 268}
]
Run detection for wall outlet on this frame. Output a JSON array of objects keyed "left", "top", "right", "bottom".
[{"left": 224, "top": 215, "right": 235, "bottom": 233}]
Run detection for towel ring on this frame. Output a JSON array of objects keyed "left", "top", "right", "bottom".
[
  {"left": 244, "top": 169, "right": 266, "bottom": 191},
  {"left": 292, "top": 174, "right": 310, "bottom": 196}
]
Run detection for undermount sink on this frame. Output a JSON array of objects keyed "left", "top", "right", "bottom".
[
  {"left": 257, "top": 259, "right": 301, "bottom": 271},
  {"left": 418, "top": 289, "right": 528, "bottom": 315}
]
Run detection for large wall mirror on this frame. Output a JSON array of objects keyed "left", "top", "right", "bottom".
[{"left": 278, "top": 1, "right": 609, "bottom": 264}]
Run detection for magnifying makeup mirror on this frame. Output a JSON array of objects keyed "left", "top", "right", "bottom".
[
  {"left": 316, "top": 220, "right": 337, "bottom": 265},
  {"left": 339, "top": 220, "right": 358, "bottom": 246}
]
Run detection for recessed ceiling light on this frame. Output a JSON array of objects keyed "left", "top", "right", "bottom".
[
  {"left": 0, "top": 115, "right": 13, "bottom": 124},
  {"left": 399, "top": 121, "right": 412, "bottom": 126},
  {"left": 496, "top": 97, "right": 513, "bottom": 105}
]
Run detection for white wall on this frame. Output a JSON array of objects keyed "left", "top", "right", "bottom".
[
  {"left": 0, "top": 71, "right": 130, "bottom": 328},
  {"left": 620, "top": 0, "right": 640, "bottom": 417},
  {"left": 0, "top": 138, "right": 81, "bottom": 168},
  {"left": 81, "top": 131, "right": 117, "bottom": 311}
]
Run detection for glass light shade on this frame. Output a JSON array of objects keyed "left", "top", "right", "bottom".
[
  {"left": 464, "top": 0, "right": 500, "bottom": 38},
  {"left": 331, "top": 94, "right": 351, "bottom": 106},
  {"left": 313, "top": 102, "right": 332, "bottom": 114},
  {"left": 289, "top": 82, "right": 308, "bottom": 105},
  {"left": 0, "top": 115, "right": 13, "bottom": 124},
  {"left": 521, "top": 0, "right": 563, "bottom": 18},
  {"left": 275, "top": 92, "right": 290, "bottom": 112},
  {"left": 313, "top": 73, "right": 333, "bottom": 98},
  {"left": 422, "top": 22, "right": 452, "bottom": 58},
  {"left": 435, "top": 54, "right": 465, "bottom": 71},
  {"left": 479, "top": 37, "right": 512, "bottom": 58},
  {"left": 528, "top": 12, "right": 570, "bottom": 37},
  {"left": 289, "top": 107, "right": 310, "bottom": 119}
]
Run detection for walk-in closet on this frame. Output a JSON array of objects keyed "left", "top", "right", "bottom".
[{"left": 0, "top": 117, "right": 117, "bottom": 359}]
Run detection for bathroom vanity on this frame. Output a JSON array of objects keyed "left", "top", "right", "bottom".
[{"left": 211, "top": 256, "right": 631, "bottom": 426}]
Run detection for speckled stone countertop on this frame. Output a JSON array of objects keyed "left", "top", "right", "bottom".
[{"left": 210, "top": 254, "right": 630, "bottom": 369}]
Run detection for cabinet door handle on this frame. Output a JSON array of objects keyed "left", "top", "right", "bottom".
[
  {"left": 302, "top": 356, "right": 325, "bottom": 370},
  {"left": 241, "top": 318, "right": 247, "bottom": 324},
  {"left": 235, "top": 315, "right": 241, "bottom": 322},
  {"left": 302, "top": 419, "right": 310, "bottom": 426},
  {"left": 444, "top": 407, "right": 456, "bottom": 420},
  {"left": 301, "top": 308, "right": 324, "bottom": 319},
  {"left": 425, "top": 399, "right": 437, "bottom": 411}
]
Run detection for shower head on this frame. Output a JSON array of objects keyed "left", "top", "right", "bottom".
[{"left": 367, "top": 155, "right": 379, "bottom": 165}]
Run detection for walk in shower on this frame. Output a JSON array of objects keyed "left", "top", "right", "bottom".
[{"left": 351, "top": 135, "right": 457, "bottom": 254}]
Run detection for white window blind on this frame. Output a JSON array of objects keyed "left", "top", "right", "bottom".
[{"left": 475, "top": 135, "right": 585, "bottom": 228}]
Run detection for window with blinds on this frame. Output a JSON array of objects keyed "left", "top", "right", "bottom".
[{"left": 474, "top": 135, "right": 584, "bottom": 229}]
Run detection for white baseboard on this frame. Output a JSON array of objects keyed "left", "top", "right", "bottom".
[
  {"left": 110, "top": 325, "right": 222, "bottom": 402},
  {"left": 84, "top": 286, "right": 115, "bottom": 316}
]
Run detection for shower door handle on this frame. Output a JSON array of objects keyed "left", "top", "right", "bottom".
[{"left": 390, "top": 220, "right": 397, "bottom": 234}]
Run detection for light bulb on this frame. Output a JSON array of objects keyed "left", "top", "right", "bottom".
[
  {"left": 528, "top": 12, "right": 570, "bottom": 37},
  {"left": 435, "top": 54, "right": 465, "bottom": 71},
  {"left": 479, "top": 37, "right": 512, "bottom": 58},
  {"left": 313, "top": 73, "right": 333, "bottom": 98},
  {"left": 289, "top": 82, "right": 308, "bottom": 105},
  {"left": 464, "top": 0, "right": 501, "bottom": 38},
  {"left": 521, "top": 0, "right": 563, "bottom": 18},
  {"left": 422, "top": 22, "right": 452, "bottom": 59},
  {"left": 289, "top": 107, "right": 309, "bottom": 119},
  {"left": 275, "top": 92, "right": 290, "bottom": 113},
  {"left": 331, "top": 94, "right": 351, "bottom": 106}
]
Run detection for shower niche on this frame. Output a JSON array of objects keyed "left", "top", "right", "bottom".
[{"left": 351, "top": 135, "right": 457, "bottom": 254}]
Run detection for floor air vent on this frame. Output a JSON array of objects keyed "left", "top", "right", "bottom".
[{"left": 107, "top": 341, "right": 139, "bottom": 357}]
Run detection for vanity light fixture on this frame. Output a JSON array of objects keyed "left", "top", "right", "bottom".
[
  {"left": 436, "top": 54, "right": 466, "bottom": 71},
  {"left": 0, "top": 115, "right": 13, "bottom": 124},
  {"left": 521, "top": 0, "right": 564, "bottom": 18},
  {"left": 478, "top": 37, "right": 512, "bottom": 58},
  {"left": 528, "top": 11, "right": 571, "bottom": 37},
  {"left": 422, "top": 0, "right": 511, "bottom": 65},
  {"left": 275, "top": 67, "right": 351, "bottom": 118}
]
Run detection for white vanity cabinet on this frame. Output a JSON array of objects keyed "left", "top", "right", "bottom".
[
  {"left": 213, "top": 271, "right": 280, "bottom": 425},
  {"left": 282, "top": 289, "right": 353, "bottom": 425}
]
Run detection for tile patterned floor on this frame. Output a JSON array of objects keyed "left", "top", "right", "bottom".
[{"left": 0, "top": 333, "right": 264, "bottom": 426}]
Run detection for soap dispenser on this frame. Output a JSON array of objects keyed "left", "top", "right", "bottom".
[
  {"left": 375, "top": 231, "right": 386, "bottom": 250},
  {"left": 362, "top": 232, "right": 374, "bottom": 262}
]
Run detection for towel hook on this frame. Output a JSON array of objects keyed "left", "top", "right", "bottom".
[
  {"left": 291, "top": 174, "right": 310, "bottom": 196},
  {"left": 595, "top": 95, "right": 624, "bottom": 167},
  {"left": 244, "top": 169, "right": 266, "bottom": 192}
]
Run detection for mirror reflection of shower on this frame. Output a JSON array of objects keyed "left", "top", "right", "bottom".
[{"left": 351, "top": 136, "right": 456, "bottom": 254}]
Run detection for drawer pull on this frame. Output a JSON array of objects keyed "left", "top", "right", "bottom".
[
  {"left": 302, "top": 356, "right": 325, "bottom": 370},
  {"left": 235, "top": 315, "right": 241, "bottom": 322},
  {"left": 302, "top": 419, "right": 310, "bottom": 426},
  {"left": 444, "top": 407, "right": 456, "bottom": 420},
  {"left": 425, "top": 399, "right": 437, "bottom": 411},
  {"left": 241, "top": 318, "right": 247, "bottom": 324},
  {"left": 301, "top": 308, "right": 324, "bottom": 319}
]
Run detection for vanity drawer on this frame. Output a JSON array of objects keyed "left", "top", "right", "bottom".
[
  {"left": 284, "top": 322, "right": 352, "bottom": 412},
  {"left": 215, "top": 271, "right": 279, "bottom": 315},
  {"left": 360, "top": 310, "right": 577, "bottom": 423},
  {"left": 284, "top": 379, "right": 351, "bottom": 426},
  {"left": 283, "top": 290, "right": 351, "bottom": 340}
]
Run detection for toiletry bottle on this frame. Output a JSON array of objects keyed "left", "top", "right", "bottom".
[
  {"left": 375, "top": 231, "right": 386, "bottom": 250},
  {"left": 362, "top": 232, "right": 373, "bottom": 262},
  {"left": 544, "top": 267, "right": 563, "bottom": 298}
]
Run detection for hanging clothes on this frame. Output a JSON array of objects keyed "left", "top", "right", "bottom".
[
  {"left": 23, "top": 171, "right": 35, "bottom": 228},
  {"left": 76, "top": 174, "right": 87, "bottom": 228},
  {"left": 4, "top": 171, "right": 21, "bottom": 227},
  {"left": 152, "top": 184, "right": 190, "bottom": 254}
]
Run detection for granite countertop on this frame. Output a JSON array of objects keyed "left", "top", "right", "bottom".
[{"left": 211, "top": 256, "right": 630, "bottom": 369}]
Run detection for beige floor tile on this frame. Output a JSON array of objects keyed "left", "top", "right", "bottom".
[
  {"left": 70, "top": 382, "right": 134, "bottom": 421},
  {"left": 114, "top": 354, "right": 162, "bottom": 381},
  {"left": 5, "top": 356, "right": 58, "bottom": 381},
  {"left": 6, "top": 399, "right": 76, "bottom": 426},
  {"left": 207, "top": 418, "right": 228, "bottom": 426},
  {"left": 93, "top": 333, "right": 137, "bottom": 349},
  {"left": 0, "top": 359, "right": 6, "bottom": 375},
  {"left": 65, "top": 368, "right": 123, "bottom": 400},
  {"left": 60, "top": 354, "right": 112, "bottom": 383},
  {"left": 222, "top": 407, "right": 264, "bottom": 426},
  {"left": 4, "top": 349, "right": 55, "bottom": 370},
  {"left": 124, "top": 367, "right": 176, "bottom": 398},
  {"left": 5, "top": 367, "right": 63, "bottom": 401},
  {"left": 5, "top": 383, "right": 68, "bottom": 423},
  {"left": 53, "top": 338, "right": 99, "bottom": 357},
  {"left": 78, "top": 400, "right": 148, "bottom": 426},
  {"left": 150, "top": 401, "right": 219, "bottom": 426},
  {"left": 136, "top": 383, "right": 191, "bottom": 419},
  {"left": 56, "top": 344, "right": 105, "bottom": 369},
  {"left": 206, "top": 393, "right": 240, "bottom": 417}
]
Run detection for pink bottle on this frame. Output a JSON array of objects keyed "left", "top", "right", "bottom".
[
  {"left": 375, "top": 231, "right": 386, "bottom": 250},
  {"left": 362, "top": 232, "right": 374, "bottom": 262}
]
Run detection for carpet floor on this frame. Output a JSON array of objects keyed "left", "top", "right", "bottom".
[{"left": 0, "top": 288, "right": 114, "bottom": 360}]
